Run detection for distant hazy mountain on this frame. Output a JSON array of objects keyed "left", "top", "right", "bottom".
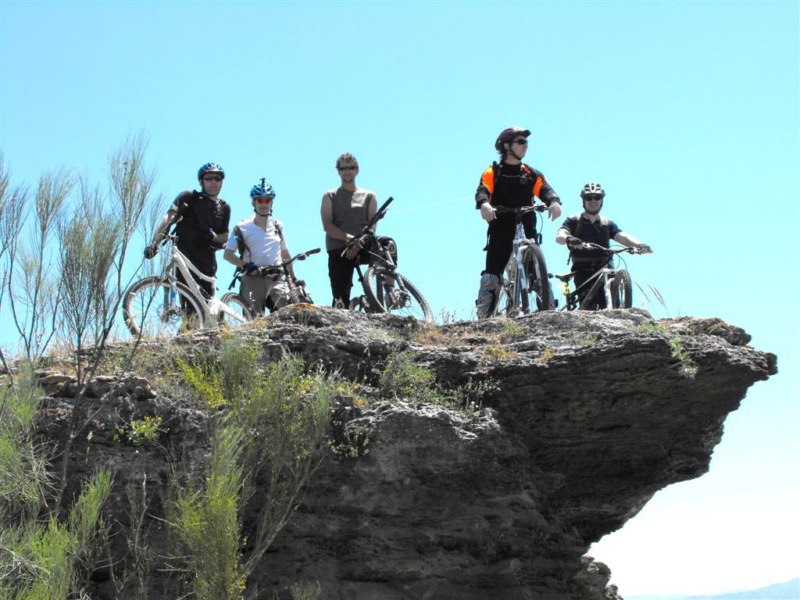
[{"left": 628, "top": 578, "right": 800, "bottom": 600}]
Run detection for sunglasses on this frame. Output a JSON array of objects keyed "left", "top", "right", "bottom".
[
  {"left": 203, "top": 176, "right": 223, "bottom": 182},
  {"left": 512, "top": 138, "right": 528, "bottom": 145},
  {"left": 584, "top": 196, "right": 603, "bottom": 201},
  {"left": 338, "top": 166, "right": 358, "bottom": 171},
  {"left": 255, "top": 197, "right": 274, "bottom": 204}
]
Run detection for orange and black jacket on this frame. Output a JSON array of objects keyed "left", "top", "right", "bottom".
[{"left": 475, "top": 161, "right": 560, "bottom": 209}]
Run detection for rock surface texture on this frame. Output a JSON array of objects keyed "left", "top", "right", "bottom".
[{"left": 35, "top": 307, "right": 776, "bottom": 600}]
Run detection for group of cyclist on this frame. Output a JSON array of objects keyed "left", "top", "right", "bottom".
[
  {"left": 144, "top": 126, "right": 651, "bottom": 319},
  {"left": 476, "top": 126, "right": 652, "bottom": 317},
  {"left": 144, "top": 154, "right": 379, "bottom": 317}
]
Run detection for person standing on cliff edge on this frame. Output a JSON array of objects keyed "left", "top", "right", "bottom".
[
  {"left": 320, "top": 153, "right": 378, "bottom": 309},
  {"left": 474, "top": 126, "right": 562, "bottom": 319}
]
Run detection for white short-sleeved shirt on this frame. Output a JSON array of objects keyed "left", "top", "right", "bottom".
[{"left": 226, "top": 216, "right": 287, "bottom": 267}]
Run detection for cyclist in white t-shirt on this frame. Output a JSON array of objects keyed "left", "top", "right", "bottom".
[{"left": 224, "top": 180, "right": 297, "bottom": 315}]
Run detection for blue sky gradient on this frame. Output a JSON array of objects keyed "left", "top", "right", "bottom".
[{"left": 1, "top": 1, "right": 798, "bottom": 595}]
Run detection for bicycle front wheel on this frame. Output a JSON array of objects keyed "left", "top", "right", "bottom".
[
  {"left": 611, "top": 270, "right": 633, "bottom": 309},
  {"left": 364, "top": 268, "right": 433, "bottom": 322},
  {"left": 219, "top": 292, "right": 255, "bottom": 324},
  {"left": 521, "top": 243, "right": 552, "bottom": 312},
  {"left": 123, "top": 276, "right": 206, "bottom": 338}
]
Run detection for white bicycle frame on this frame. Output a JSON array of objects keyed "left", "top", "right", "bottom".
[
  {"left": 162, "top": 237, "right": 247, "bottom": 327},
  {"left": 505, "top": 220, "right": 534, "bottom": 315}
]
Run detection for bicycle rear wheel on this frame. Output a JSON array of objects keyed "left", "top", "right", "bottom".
[
  {"left": 521, "top": 243, "right": 552, "bottom": 313},
  {"left": 123, "top": 276, "right": 206, "bottom": 338},
  {"left": 611, "top": 270, "right": 632, "bottom": 309},
  {"left": 220, "top": 292, "right": 255, "bottom": 324},
  {"left": 364, "top": 267, "right": 433, "bottom": 322}
]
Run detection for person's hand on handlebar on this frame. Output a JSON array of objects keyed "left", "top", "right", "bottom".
[
  {"left": 480, "top": 202, "right": 496, "bottom": 223},
  {"left": 547, "top": 202, "right": 562, "bottom": 221},
  {"left": 242, "top": 261, "right": 258, "bottom": 274},
  {"left": 634, "top": 243, "right": 653, "bottom": 254},
  {"left": 345, "top": 234, "right": 367, "bottom": 260},
  {"left": 566, "top": 236, "right": 584, "bottom": 250},
  {"left": 143, "top": 243, "right": 158, "bottom": 260}
]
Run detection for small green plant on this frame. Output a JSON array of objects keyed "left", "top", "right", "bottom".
[
  {"left": 482, "top": 345, "right": 517, "bottom": 361},
  {"left": 501, "top": 320, "right": 525, "bottom": 340},
  {"left": 639, "top": 322, "right": 669, "bottom": 335},
  {"left": 536, "top": 347, "right": 557, "bottom": 364},
  {"left": 378, "top": 350, "right": 447, "bottom": 404},
  {"left": 178, "top": 357, "right": 225, "bottom": 410},
  {"left": 329, "top": 424, "right": 372, "bottom": 458},
  {"left": 114, "top": 415, "right": 164, "bottom": 446},
  {"left": 669, "top": 336, "right": 698, "bottom": 377}
]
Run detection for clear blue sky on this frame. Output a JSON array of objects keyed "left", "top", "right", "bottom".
[{"left": 1, "top": 1, "right": 798, "bottom": 596}]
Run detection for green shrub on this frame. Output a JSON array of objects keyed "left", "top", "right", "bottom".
[{"left": 169, "top": 350, "right": 332, "bottom": 599}]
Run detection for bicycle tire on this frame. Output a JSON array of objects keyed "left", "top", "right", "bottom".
[
  {"left": 520, "top": 243, "right": 553, "bottom": 313},
  {"left": 364, "top": 268, "right": 433, "bottom": 322},
  {"left": 220, "top": 292, "right": 255, "bottom": 324},
  {"left": 123, "top": 276, "right": 206, "bottom": 338},
  {"left": 611, "top": 269, "right": 633, "bottom": 309}
]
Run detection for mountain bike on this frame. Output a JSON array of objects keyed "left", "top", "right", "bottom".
[
  {"left": 122, "top": 234, "right": 249, "bottom": 338},
  {"left": 489, "top": 204, "right": 553, "bottom": 317},
  {"left": 222, "top": 248, "right": 320, "bottom": 320},
  {"left": 345, "top": 197, "right": 433, "bottom": 323},
  {"left": 554, "top": 243, "right": 651, "bottom": 310}
]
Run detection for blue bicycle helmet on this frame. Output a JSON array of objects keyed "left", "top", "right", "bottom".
[
  {"left": 197, "top": 162, "right": 225, "bottom": 180},
  {"left": 250, "top": 179, "right": 275, "bottom": 200}
]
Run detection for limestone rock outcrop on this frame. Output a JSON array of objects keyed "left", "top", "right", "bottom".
[{"left": 34, "top": 307, "right": 776, "bottom": 599}]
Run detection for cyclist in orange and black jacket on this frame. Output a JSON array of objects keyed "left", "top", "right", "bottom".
[{"left": 474, "top": 126, "right": 562, "bottom": 319}]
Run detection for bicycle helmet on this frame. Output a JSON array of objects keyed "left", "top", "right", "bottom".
[
  {"left": 494, "top": 126, "right": 531, "bottom": 152},
  {"left": 580, "top": 182, "right": 605, "bottom": 199},
  {"left": 250, "top": 180, "right": 275, "bottom": 200},
  {"left": 197, "top": 162, "right": 225, "bottom": 180}
]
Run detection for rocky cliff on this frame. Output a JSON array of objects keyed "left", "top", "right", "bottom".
[{"left": 33, "top": 307, "right": 776, "bottom": 600}]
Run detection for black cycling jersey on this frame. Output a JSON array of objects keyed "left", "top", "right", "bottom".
[{"left": 171, "top": 190, "right": 231, "bottom": 275}]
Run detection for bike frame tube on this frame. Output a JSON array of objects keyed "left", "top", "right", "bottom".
[
  {"left": 165, "top": 239, "right": 246, "bottom": 325},
  {"left": 572, "top": 267, "right": 617, "bottom": 310},
  {"left": 511, "top": 221, "right": 529, "bottom": 312}
]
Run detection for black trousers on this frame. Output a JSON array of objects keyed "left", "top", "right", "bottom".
[
  {"left": 327, "top": 249, "right": 368, "bottom": 307},
  {"left": 484, "top": 213, "right": 537, "bottom": 278}
]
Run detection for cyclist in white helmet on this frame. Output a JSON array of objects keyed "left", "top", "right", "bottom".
[
  {"left": 555, "top": 182, "right": 652, "bottom": 309},
  {"left": 224, "top": 180, "right": 296, "bottom": 316}
]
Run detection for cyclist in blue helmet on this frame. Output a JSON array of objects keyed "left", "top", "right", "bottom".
[
  {"left": 144, "top": 162, "right": 231, "bottom": 303},
  {"left": 224, "top": 179, "right": 297, "bottom": 315}
]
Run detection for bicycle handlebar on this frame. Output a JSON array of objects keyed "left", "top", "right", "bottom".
[
  {"left": 256, "top": 248, "right": 321, "bottom": 276},
  {"left": 582, "top": 243, "right": 652, "bottom": 255},
  {"left": 494, "top": 204, "right": 548, "bottom": 216},
  {"left": 341, "top": 196, "right": 395, "bottom": 254}
]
